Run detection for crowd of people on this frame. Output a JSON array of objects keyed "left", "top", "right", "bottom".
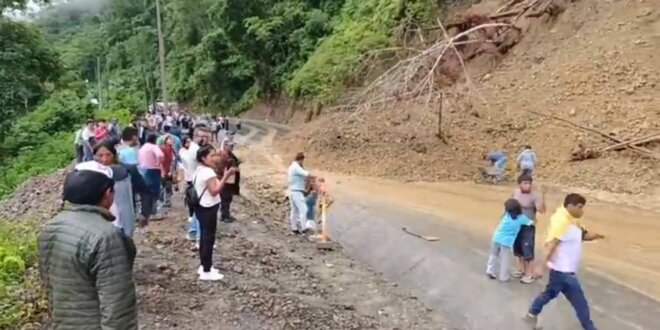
[{"left": 39, "top": 110, "right": 243, "bottom": 328}]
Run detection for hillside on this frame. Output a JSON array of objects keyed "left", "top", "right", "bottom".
[{"left": 276, "top": 0, "right": 660, "bottom": 195}]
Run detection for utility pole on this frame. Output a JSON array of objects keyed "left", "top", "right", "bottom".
[
  {"left": 155, "top": 0, "right": 169, "bottom": 110},
  {"left": 96, "top": 56, "right": 102, "bottom": 110}
]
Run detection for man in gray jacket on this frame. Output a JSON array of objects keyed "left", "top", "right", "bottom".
[{"left": 39, "top": 169, "right": 137, "bottom": 330}]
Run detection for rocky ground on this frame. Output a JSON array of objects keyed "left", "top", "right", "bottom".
[
  {"left": 2, "top": 167, "right": 450, "bottom": 330},
  {"left": 275, "top": 0, "right": 660, "bottom": 195},
  {"left": 134, "top": 177, "right": 449, "bottom": 330}
]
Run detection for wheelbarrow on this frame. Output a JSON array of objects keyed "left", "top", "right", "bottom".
[{"left": 476, "top": 166, "right": 507, "bottom": 184}]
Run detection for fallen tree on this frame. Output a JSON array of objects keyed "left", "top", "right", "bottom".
[{"left": 336, "top": 0, "right": 566, "bottom": 140}]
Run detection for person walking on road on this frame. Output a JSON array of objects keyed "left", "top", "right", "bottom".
[
  {"left": 287, "top": 152, "right": 315, "bottom": 234},
  {"left": 193, "top": 145, "right": 236, "bottom": 281},
  {"left": 524, "top": 193, "right": 604, "bottom": 330},
  {"left": 512, "top": 174, "right": 546, "bottom": 284},
  {"left": 39, "top": 168, "right": 137, "bottom": 330}
]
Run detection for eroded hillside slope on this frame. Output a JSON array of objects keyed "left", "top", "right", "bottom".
[{"left": 277, "top": 0, "right": 660, "bottom": 195}]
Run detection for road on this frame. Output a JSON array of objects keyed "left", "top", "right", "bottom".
[{"left": 237, "top": 119, "right": 660, "bottom": 330}]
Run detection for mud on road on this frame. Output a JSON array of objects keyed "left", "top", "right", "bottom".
[{"left": 134, "top": 177, "right": 450, "bottom": 330}]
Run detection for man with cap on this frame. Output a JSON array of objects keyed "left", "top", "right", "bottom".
[{"left": 38, "top": 168, "right": 137, "bottom": 329}]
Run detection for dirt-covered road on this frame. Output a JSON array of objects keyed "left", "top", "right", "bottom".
[{"left": 238, "top": 119, "right": 660, "bottom": 330}]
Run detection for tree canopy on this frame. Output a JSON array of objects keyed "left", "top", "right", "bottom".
[{"left": 33, "top": 0, "right": 437, "bottom": 114}]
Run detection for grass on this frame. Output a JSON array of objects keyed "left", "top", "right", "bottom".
[
  {"left": 0, "top": 132, "right": 73, "bottom": 199},
  {"left": 0, "top": 220, "right": 46, "bottom": 328}
]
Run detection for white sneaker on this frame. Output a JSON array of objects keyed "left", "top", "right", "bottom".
[
  {"left": 199, "top": 271, "right": 224, "bottom": 281},
  {"left": 196, "top": 242, "right": 217, "bottom": 250},
  {"left": 197, "top": 266, "right": 220, "bottom": 275},
  {"left": 188, "top": 217, "right": 193, "bottom": 223}
]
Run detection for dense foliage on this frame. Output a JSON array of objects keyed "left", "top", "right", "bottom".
[
  {"left": 0, "top": 19, "right": 63, "bottom": 139},
  {"left": 36, "top": 0, "right": 437, "bottom": 113}
]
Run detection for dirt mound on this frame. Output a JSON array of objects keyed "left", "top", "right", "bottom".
[
  {"left": 0, "top": 169, "right": 68, "bottom": 222},
  {"left": 278, "top": 0, "right": 660, "bottom": 194}
]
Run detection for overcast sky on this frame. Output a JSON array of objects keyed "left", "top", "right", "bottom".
[{"left": 4, "top": 0, "right": 72, "bottom": 20}]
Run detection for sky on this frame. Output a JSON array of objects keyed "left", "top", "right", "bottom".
[{"left": 4, "top": 0, "right": 102, "bottom": 21}]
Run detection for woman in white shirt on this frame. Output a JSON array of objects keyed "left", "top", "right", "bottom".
[{"left": 193, "top": 145, "right": 235, "bottom": 281}]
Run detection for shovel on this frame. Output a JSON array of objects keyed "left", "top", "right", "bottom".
[{"left": 402, "top": 227, "right": 440, "bottom": 242}]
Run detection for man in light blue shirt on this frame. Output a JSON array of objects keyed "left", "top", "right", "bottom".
[
  {"left": 287, "top": 152, "right": 314, "bottom": 234},
  {"left": 118, "top": 127, "right": 140, "bottom": 166},
  {"left": 517, "top": 145, "right": 538, "bottom": 176},
  {"left": 488, "top": 150, "right": 508, "bottom": 170},
  {"left": 486, "top": 199, "right": 531, "bottom": 281}
]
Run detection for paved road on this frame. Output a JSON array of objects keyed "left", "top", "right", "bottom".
[{"left": 239, "top": 120, "right": 660, "bottom": 330}]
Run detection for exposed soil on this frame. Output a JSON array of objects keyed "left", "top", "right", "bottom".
[{"left": 272, "top": 0, "right": 660, "bottom": 195}]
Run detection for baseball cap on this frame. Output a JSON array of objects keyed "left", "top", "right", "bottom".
[{"left": 63, "top": 169, "right": 114, "bottom": 205}]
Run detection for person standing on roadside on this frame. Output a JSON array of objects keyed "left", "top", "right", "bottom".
[
  {"left": 287, "top": 152, "right": 315, "bottom": 234},
  {"left": 94, "top": 119, "right": 110, "bottom": 142},
  {"left": 512, "top": 174, "right": 546, "bottom": 284},
  {"left": 81, "top": 119, "right": 96, "bottom": 162},
  {"left": 108, "top": 118, "right": 120, "bottom": 140},
  {"left": 80, "top": 140, "right": 148, "bottom": 236},
  {"left": 517, "top": 145, "right": 538, "bottom": 177},
  {"left": 138, "top": 133, "right": 164, "bottom": 220},
  {"left": 486, "top": 199, "right": 531, "bottom": 282},
  {"left": 524, "top": 193, "right": 604, "bottom": 330},
  {"left": 220, "top": 131, "right": 235, "bottom": 151},
  {"left": 39, "top": 169, "right": 137, "bottom": 329},
  {"left": 193, "top": 145, "right": 236, "bottom": 281},
  {"left": 220, "top": 141, "right": 240, "bottom": 222},
  {"left": 74, "top": 125, "right": 85, "bottom": 163},
  {"left": 159, "top": 136, "right": 176, "bottom": 209},
  {"left": 117, "top": 128, "right": 151, "bottom": 232},
  {"left": 157, "top": 125, "right": 182, "bottom": 155},
  {"left": 182, "top": 132, "right": 202, "bottom": 242},
  {"left": 118, "top": 127, "right": 140, "bottom": 166}
]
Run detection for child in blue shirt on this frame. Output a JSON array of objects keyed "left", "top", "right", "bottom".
[{"left": 487, "top": 198, "right": 532, "bottom": 281}]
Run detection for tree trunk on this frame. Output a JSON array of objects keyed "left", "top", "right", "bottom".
[{"left": 436, "top": 93, "right": 446, "bottom": 143}]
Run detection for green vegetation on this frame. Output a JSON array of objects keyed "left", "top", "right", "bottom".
[
  {"left": 35, "top": 0, "right": 437, "bottom": 112},
  {"left": 0, "top": 221, "right": 44, "bottom": 328}
]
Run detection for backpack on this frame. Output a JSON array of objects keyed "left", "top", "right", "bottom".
[{"left": 185, "top": 178, "right": 207, "bottom": 211}]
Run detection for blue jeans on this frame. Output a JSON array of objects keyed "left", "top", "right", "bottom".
[
  {"left": 187, "top": 214, "right": 200, "bottom": 240},
  {"left": 494, "top": 156, "right": 507, "bottom": 170},
  {"left": 83, "top": 145, "right": 94, "bottom": 162},
  {"left": 529, "top": 270, "right": 596, "bottom": 330},
  {"left": 140, "top": 168, "right": 162, "bottom": 215}
]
